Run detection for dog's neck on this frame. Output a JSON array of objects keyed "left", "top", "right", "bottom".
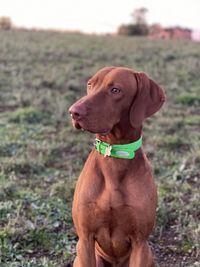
[{"left": 96, "top": 121, "right": 142, "bottom": 145}]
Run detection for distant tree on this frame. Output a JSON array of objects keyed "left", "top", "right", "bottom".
[
  {"left": 0, "top": 16, "right": 13, "bottom": 30},
  {"left": 118, "top": 24, "right": 149, "bottom": 36},
  {"left": 131, "top": 7, "right": 148, "bottom": 25},
  {"left": 118, "top": 7, "right": 149, "bottom": 36}
]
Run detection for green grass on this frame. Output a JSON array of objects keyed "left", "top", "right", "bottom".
[
  {"left": 8, "top": 107, "right": 52, "bottom": 125},
  {"left": 0, "top": 29, "right": 200, "bottom": 266},
  {"left": 176, "top": 93, "right": 200, "bottom": 106}
]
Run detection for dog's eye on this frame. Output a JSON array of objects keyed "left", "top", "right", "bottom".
[{"left": 111, "top": 88, "right": 121, "bottom": 94}]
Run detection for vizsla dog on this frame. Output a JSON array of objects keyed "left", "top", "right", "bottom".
[{"left": 69, "top": 67, "right": 165, "bottom": 267}]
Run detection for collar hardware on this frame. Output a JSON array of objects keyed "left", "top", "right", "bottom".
[
  {"left": 104, "top": 145, "right": 112, "bottom": 157},
  {"left": 94, "top": 136, "right": 142, "bottom": 159}
]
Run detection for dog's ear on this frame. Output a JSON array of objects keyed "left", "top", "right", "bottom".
[{"left": 129, "top": 72, "right": 165, "bottom": 128}]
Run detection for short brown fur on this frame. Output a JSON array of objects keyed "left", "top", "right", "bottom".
[{"left": 69, "top": 67, "right": 165, "bottom": 267}]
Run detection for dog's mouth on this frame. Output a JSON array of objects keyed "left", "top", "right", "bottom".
[
  {"left": 73, "top": 120, "right": 83, "bottom": 130},
  {"left": 71, "top": 119, "right": 110, "bottom": 135}
]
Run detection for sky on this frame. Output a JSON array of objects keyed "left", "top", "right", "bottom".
[{"left": 0, "top": 0, "right": 200, "bottom": 33}]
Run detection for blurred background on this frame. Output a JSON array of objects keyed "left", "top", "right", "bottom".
[{"left": 0, "top": 1, "right": 199, "bottom": 267}]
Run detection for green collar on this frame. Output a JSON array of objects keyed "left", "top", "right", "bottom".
[{"left": 94, "top": 136, "right": 142, "bottom": 159}]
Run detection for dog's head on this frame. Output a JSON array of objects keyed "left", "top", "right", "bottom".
[{"left": 69, "top": 67, "right": 165, "bottom": 135}]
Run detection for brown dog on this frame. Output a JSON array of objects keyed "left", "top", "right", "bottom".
[{"left": 69, "top": 67, "right": 165, "bottom": 267}]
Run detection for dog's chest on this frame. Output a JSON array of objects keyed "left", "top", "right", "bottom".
[
  {"left": 81, "top": 174, "right": 137, "bottom": 229},
  {"left": 73, "top": 152, "right": 152, "bottom": 229},
  {"left": 97, "top": 179, "right": 126, "bottom": 208},
  {"left": 77, "top": 154, "right": 140, "bottom": 211},
  {"left": 83, "top": 185, "right": 134, "bottom": 233},
  {"left": 84, "top": 165, "right": 130, "bottom": 210}
]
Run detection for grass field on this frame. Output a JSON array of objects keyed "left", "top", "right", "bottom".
[{"left": 0, "top": 29, "right": 199, "bottom": 267}]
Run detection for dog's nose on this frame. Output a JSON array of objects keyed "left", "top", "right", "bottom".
[{"left": 69, "top": 104, "right": 86, "bottom": 120}]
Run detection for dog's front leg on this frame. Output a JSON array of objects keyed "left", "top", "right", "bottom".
[
  {"left": 129, "top": 241, "right": 155, "bottom": 267},
  {"left": 73, "top": 235, "right": 96, "bottom": 267}
]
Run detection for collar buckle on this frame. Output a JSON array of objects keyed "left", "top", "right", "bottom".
[{"left": 104, "top": 145, "right": 112, "bottom": 157}]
